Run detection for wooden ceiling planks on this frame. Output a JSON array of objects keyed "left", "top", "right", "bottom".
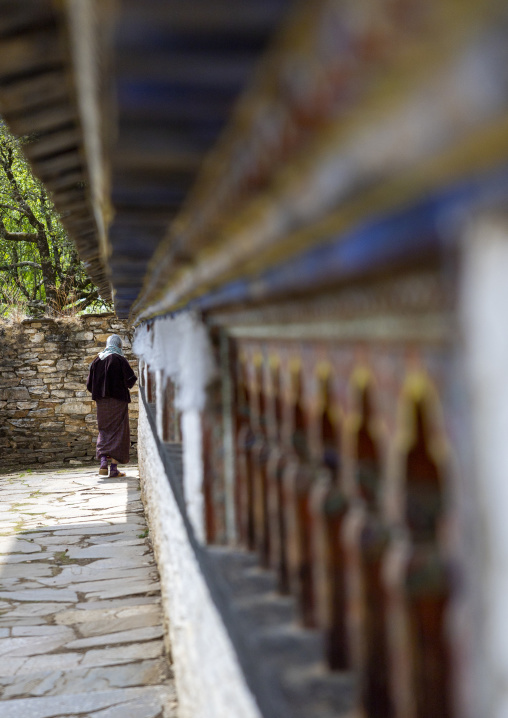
[
  {"left": 0, "top": 0, "right": 112, "bottom": 303},
  {"left": 106, "top": 0, "right": 292, "bottom": 317}
]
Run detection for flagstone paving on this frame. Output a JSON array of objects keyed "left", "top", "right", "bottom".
[{"left": 0, "top": 465, "right": 177, "bottom": 717}]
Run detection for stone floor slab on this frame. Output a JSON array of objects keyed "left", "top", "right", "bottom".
[
  {"left": 82, "top": 581, "right": 161, "bottom": 600},
  {"left": 81, "top": 640, "right": 164, "bottom": 667},
  {"left": 0, "top": 589, "right": 78, "bottom": 603},
  {"left": 0, "top": 685, "right": 176, "bottom": 718},
  {"left": 65, "top": 625, "right": 164, "bottom": 649},
  {"left": 0, "top": 658, "right": 171, "bottom": 698},
  {"left": 0, "top": 552, "right": 55, "bottom": 564},
  {"left": 0, "top": 466, "right": 176, "bottom": 717},
  {"left": 82, "top": 557, "right": 155, "bottom": 570},
  {"left": 75, "top": 596, "right": 160, "bottom": 610},
  {"left": 0, "top": 603, "right": 73, "bottom": 618},
  {"left": 57, "top": 604, "right": 162, "bottom": 637},
  {"left": 0, "top": 538, "right": 42, "bottom": 554},
  {"left": 37, "top": 566, "right": 155, "bottom": 587},
  {"left": 56, "top": 602, "right": 160, "bottom": 624},
  {"left": 0, "top": 564, "right": 53, "bottom": 579},
  {"left": 0, "top": 618, "right": 47, "bottom": 628},
  {"left": 0, "top": 632, "right": 75, "bottom": 658}
]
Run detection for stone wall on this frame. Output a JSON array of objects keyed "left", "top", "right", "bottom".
[{"left": 0, "top": 314, "right": 138, "bottom": 470}]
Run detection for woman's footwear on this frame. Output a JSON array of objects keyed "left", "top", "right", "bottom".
[
  {"left": 98, "top": 467, "right": 109, "bottom": 476},
  {"left": 109, "top": 463, "right": 126, "bottom": 478},
  {"left": 99, "top": 455, "right": 109, "bottom": 476}
]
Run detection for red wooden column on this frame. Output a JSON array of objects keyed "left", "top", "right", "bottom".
[
  {"left": 387, "top": 392, "right": 452, "bottom": 718},
  {"left": 201, "top": 334, "right": 228, "bottom": 546},
  {"left": 265, "top": 358, "right": 290, "bottom": 593},
  {"left": 161, "top": 378, "right": 177, "bottom": 443},
  {"left": 234, "top": 354, "right": 255, "bottom": 549},
  {"left": 202, "top": 409, "right": 217, "bottom": 543},
  {"left": 311, "top": 369, "right": 350, "bottom": 669},
  {"left": 146, "top": 367, "right": 155, "bottom": 404},
  {"left": 251, "top": 357, "right": 271, "bottom": 565},
  {"left": 348, "top": 383, "right": 393, "bottom": 718},
  {"left": 283, "top": 362, "right": 317, "bottom": 628}
]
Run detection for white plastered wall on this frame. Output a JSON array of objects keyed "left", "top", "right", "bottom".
[
  {"left": 133, "top": 313, "right": 214, "bottom": 541},
  {"left": 137, "top": 401, "right": 263, "bottom": 718},
  {"left": 461, "top": 211, "right": 508, "bottom": 718}
]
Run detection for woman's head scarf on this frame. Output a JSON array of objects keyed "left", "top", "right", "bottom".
[{"left": 99, "top": 334, "right": 124, "bottom": 360}]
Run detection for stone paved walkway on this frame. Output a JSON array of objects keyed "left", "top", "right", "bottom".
[{"left": 0, "top": 465, "right": 177, "bottom": 718}]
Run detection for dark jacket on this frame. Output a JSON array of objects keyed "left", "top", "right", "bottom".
[{"left": 86, "top": 354, "right": 137, "bottom": 403}]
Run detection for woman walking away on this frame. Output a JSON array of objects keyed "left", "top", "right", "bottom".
[{"left": 86, "top": 334, "right": 137, "bottom": 478}]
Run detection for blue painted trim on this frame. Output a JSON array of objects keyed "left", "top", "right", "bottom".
[{"left": 184, "top": 165, "right": 508, "bottom": 312}]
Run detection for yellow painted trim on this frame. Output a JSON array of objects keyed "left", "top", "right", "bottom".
[
  {"left": 395, "top": 371, "right": 449, "bottom": 465},
  {"left": 288, "top": 357, "right": 302, "bottom": 375},
  {"left": 268, "top": 354, "right": 280, "bottom": 369},
  {"left": 315, "top": 361, "right": 332, "bottom": 380}
]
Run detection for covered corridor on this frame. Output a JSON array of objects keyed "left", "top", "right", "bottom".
[{"left": 1, "top": 1, "right": 508, "bottom": 717}]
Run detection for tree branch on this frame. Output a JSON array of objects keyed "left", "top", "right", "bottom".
[
  {"left": 0, "top": 219, "right": 38, "bottom": 243},
  {"left": 12, "top": 273, "right": 30, "bottom": 300},
  {"left": 0, "top": 261, "right": 42, "bottom": 271},
  {"left": 0, "top": 150, "right": 45, "bottom": 232},
  {"left": 0, "top": 203, "right": 30, "bottom": 216}
]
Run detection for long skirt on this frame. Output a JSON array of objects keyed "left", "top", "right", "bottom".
[{"left": 95, "top": 397, "right": 131, "bottom": 464}]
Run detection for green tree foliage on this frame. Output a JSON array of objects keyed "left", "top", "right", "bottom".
[{"left": 0, "top": 123, "right": 111, "bottom": 317}]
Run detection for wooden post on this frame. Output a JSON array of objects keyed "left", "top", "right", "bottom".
[
  {"left": 387, "top": 396, "right": 451, "bottom": 718},
  {"left": 234, "top": 354, "right": 255, "bottom": 549},
  {"left": 265, "top": 359, "right": 290, "bottom": 592},
  {"left": 162, "top": 377, "right": 176, "bottom": 443},
  {"left": 283, "top": 364, "right": 317, "bottom": 628},
  {"left": 202, "top": 410, "right": 217, "bottom": 543},
  {"left": 146, "top": 368, "right": 155, "bottom": 404},
  {"left": 350, "top": 385, "right": 393, "bottom": 717},
  {"left": 311, "top": 371, "right": 350, "bottom": 669},
  {"left": 251, "top": 358, "right": 271, "bottom": 565}
]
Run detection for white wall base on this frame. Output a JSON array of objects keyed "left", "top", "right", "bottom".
[{"left": 138, "top": 400, "right": 263, "bottom": 718}]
